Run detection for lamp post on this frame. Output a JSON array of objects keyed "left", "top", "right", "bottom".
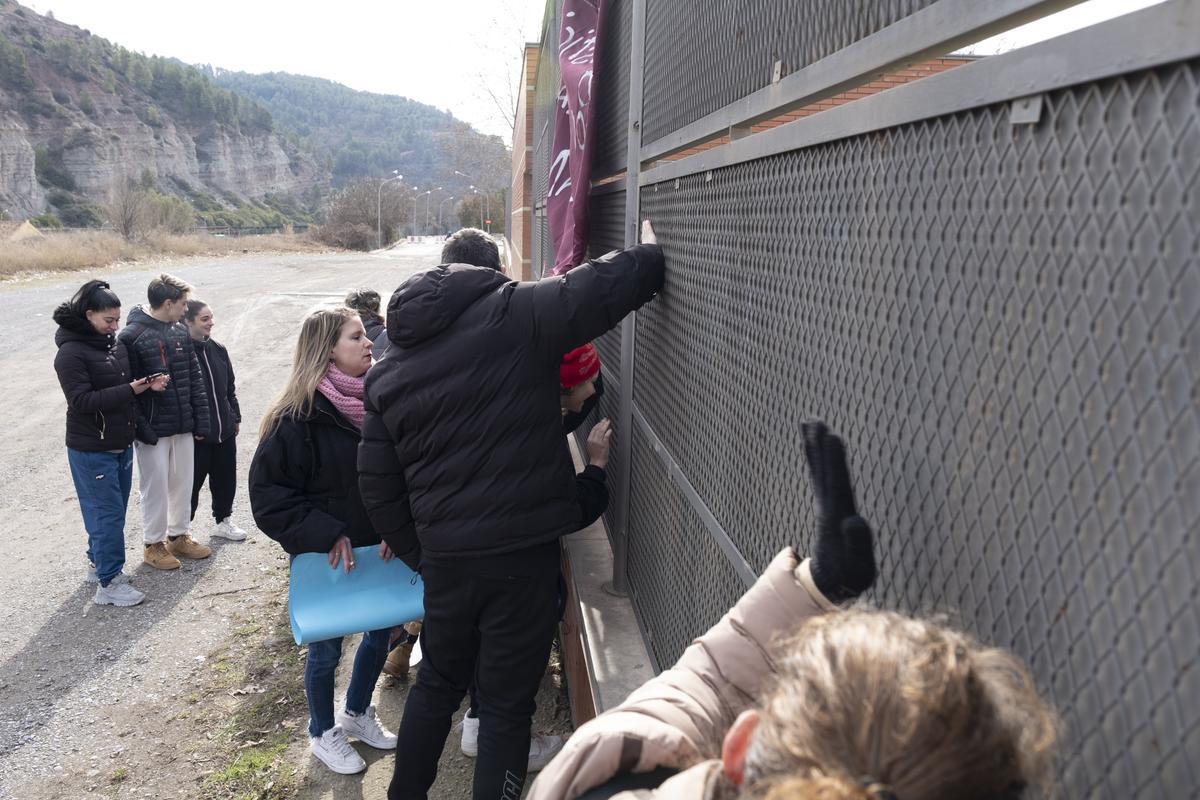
[
  {"left": 437, "top": 195, "right": 455, "bottom": 234},
  {"left": 456, "top": 170, "right": 491, "bottom": 233},
  {"left": 423, "top": 187, "right": 442, "bottom": 235},
  {"left": 411, "top": 186, "right": 419, "bottom": 238},
  {"left": 376, "top": 170, "right": 403, "bottom": 250}
]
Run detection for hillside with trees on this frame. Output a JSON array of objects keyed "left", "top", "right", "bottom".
[
  {"left": 209, "top": 70, "right": 510, "bottom": 194},
  {"left": 0, "top": 0, "right": 322, "bottom": 227}
]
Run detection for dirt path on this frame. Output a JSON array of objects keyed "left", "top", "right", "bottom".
[{"left": 0, "top": 244, "right": 570, "bottom": 799}]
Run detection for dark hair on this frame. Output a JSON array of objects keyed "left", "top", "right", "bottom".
[
  {"left": 147, "top": 273, "right": 192, "bottom": 308},
  {"left": 185, "top": 299, "right": 210, "bottom": 322},
  {"left": 52, "top": 279, "right": 122, "bottom": 333},
  {"left": 441, "top": 228, "right": 501, "bottom": 270},
  {"left": 73, "top": 279, "right": 122, "bottom": 313},
  {"left": 345, "top": 289, "right": 383, "bottom": 323}
]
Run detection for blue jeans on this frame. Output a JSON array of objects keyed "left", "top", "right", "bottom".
[
  {"left": 67, "top": 447, "right": 133, "bottom": 586},
  {"left": 304, "top": 628, "right": 392, "bottom": 738}
]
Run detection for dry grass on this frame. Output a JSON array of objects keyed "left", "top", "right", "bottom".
[{"left": 0, "top": 230, "right": 329, "bottom": 278}]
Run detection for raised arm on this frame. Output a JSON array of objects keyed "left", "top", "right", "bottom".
[{"left": 517, "top": 239, "right": 664, "bottom": 358}]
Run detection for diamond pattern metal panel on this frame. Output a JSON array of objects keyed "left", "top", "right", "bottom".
[
  {"left": 626, "top": 428, "right": 747, "bottom": 669},
  {"left": 634, "top": 61, "right": 1200, "bottom": 797},
  {"left": 592, "top": 0, "right": 632, "bottom": 180},
  {"left": 587, "top": 189, "right": 627, "bottom": 375},
  {"left": 642, "top": 0, "right": 937, "bottom": 143}
]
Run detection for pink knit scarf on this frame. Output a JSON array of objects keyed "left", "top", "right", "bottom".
[{"left": 317, "top": 364, "right": 365, "bottom": 429}]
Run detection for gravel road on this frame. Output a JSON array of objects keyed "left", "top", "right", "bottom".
[{"left": 0, "top": 243, "right": 570, "bottom": 799}]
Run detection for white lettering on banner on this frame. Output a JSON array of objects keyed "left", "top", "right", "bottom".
[
  {"left": 549, "top": 148, "right": 572, "bottom": 197},
  {"left": 547, "top": 0, "right": 604, "bottom": 274}
]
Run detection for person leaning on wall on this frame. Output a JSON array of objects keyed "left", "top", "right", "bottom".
[
  {"left": 528, "top": 422, "right": 1059, "bottom": 800},
  {"left": 53, "top": 280, "right": 168, "bottom": 607}
]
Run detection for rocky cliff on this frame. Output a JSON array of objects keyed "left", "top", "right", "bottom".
[{"left": 0, "top": 1, "right": 323, "bottom": 220}]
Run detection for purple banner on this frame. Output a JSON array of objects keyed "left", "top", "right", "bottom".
[{"left": 548, "top": 0, "right": 604, "bottom": 275}]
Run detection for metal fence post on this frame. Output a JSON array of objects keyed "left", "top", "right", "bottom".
[{"left": 608, "top": 0, "right": 647, "bottom": 597}]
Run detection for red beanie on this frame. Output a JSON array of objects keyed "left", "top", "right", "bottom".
[{"left": 561, "top": 343, "right": 601, "bottom": 389}]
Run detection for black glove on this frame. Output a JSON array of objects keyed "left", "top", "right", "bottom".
[{"left": 802, "top": 421, "right": 876, "bottom": 604}]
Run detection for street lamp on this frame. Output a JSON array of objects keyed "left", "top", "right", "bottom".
[
  {"left": 457, "top": 171, "right": 491, "bottom": 232},
  {"left": 423, "top": 187, "right": 442, "bottom": 235},
  {"left": 411, "top": 186, "right": 419, "bottom": 238},
  {"left": 437, "top": 195, "right": 455, "bottom": 233},
  {"left": 376, "top": 170, "right": 403, "bottom": 250}
]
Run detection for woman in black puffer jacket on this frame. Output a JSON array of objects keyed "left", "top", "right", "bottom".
[
  {"left": 249, "top": 307, "right": 397, "bottom": 777},
  {"left": 53, "top": 280, "right": 168, "bottom": 607}
]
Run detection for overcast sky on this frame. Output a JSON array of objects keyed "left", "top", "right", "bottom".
[{"left": 20, "top": 0, "right": 1163, "bottom": 145}]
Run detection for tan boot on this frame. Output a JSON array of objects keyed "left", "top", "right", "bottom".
[
  {"left": 383, "top": 639, "right": 414, "bottom": 680},
  {"left": 144, "top": 542, "right": 181, "bottom": 570},
  {"left": 383, "top": 621, "right": 421, "bottom": 680},
  {"left": 166, "top": 534, "right": 212, "bottom": 560}
]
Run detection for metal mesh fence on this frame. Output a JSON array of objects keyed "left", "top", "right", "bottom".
[
  {"left": 527, "top": 0, "right": 1197, "bottom": 793},
  {"left": 641, "top": 0, "right": 938, "bottom": 142},
  {"left": 586, "top": 189, "right": 627, "bottom": 372},
  {"left": 632, "top": 59, "right": 1199, "bottom": 798},
  {"left": 626, "top": 430, "right": 749, "bottom": 667},
  {"left": 532, "top": 3, "right": 561, "bottom": 208},
  {"left": 592, "top": 0, "right": 632, "bottom": 179}
]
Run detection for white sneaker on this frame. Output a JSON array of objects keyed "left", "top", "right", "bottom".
[
  {"left": 527, "top": 734, "right": 564, "bottom": 772},
  {"left": 309, "top": 725, "right": 366, "bottom": 774},
  {"left": 94, "top": 582, "right": 145, "bottom": 607},
  {"left": 85, "top": 565, "right": 129, "bottom": 585},
  {"left": 212, "top": 518, "right": 247, "bottom": 541},
  {"left": 459, "top": 715, "right": 562, "bottom": 771},
  {"left": 460, "top": 713, "right": 479, "bottom": 757},
  {"left": 336, "top": 704, "right": 397, "bottom": 750}
]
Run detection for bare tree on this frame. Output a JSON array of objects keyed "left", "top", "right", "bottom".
[
  {"left": 105, "top": 177, "right": 151, "bottom": 240},
  {"left": 317, "top": 178, "right": 415, "bottom": 250},
  {"left": 470, "top": 0, "right": 534, "bottom": 145}
]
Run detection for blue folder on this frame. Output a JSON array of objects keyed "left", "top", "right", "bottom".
[{"left": 288, "top": 545, "right": 425, "bottom": 645}]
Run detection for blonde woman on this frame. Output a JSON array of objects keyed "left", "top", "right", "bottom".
[
  {"left": 529, "top": 423, "right": 1057, "bottom": 800},
  {"left": 248, "top": 308, "right": 397, "bottom": 776}
]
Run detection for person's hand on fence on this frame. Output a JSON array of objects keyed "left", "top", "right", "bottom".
[
  {"left": 587, "top": 418, "right": 613, "bottom": 469},
  {"left": 641, "top": 219, "right": 657, "bottom": 246},
  {"left": 379, "top": 540, "right": 394, "bottom": 562},
  {"left": 801, "top": 421, "right": 876, "bottom": 604}
]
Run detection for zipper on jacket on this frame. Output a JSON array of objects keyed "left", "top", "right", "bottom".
[
  {"left": 201, "top": 348, "right": 223, "bottom": 441},
  {"left": 96, "top": 410, "right": 107, "bottom": 441}
]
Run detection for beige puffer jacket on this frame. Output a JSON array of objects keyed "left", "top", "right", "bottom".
[{"left": 528, "top": 548, "right": 837, "bottom": 800}]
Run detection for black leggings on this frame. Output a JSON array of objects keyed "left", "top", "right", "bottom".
[{"left": 191, "top": 437, "right": 236, "bottom": 522}]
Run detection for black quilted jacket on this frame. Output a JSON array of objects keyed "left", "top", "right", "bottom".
[
  {"left": 117, "top": 307, "right": 210, "bottom": 439},
  {"left": 52, "top": 309, "right": 145, "bottom": 451},
  {"left": 358, "top": 244, "right": 664, "bottom": 568}
]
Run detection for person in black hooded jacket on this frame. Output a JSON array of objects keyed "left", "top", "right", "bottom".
[
  {"left": 359, "top": 224, "right": 665, "bottom": 800},
  {"left": 53, "top": 280, "right": 168, "bottom": 607}
]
